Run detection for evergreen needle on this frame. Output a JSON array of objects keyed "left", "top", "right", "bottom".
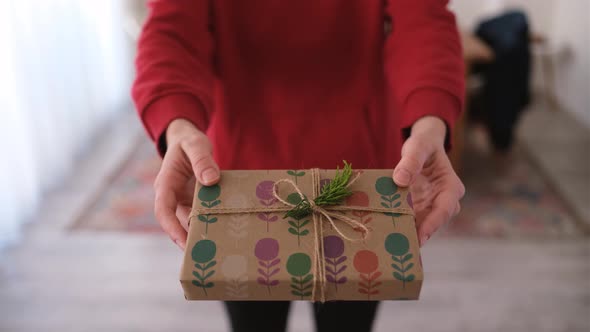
[{"left": 284, "top": 161, "right": 354, "bottom": 219}]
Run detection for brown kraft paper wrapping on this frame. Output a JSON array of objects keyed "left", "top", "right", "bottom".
[{"left": 180, "top": 168, "right": 423, "bottom": 301}]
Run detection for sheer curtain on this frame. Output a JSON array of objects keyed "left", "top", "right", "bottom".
[{"left": 0, "top": 1, "right": 133, "bottom": 248}]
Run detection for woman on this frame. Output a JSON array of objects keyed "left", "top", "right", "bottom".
[{"left": 132, "top": 1, "right": 465, "bottom": 331}]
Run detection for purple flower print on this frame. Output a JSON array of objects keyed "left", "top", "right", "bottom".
[
  {"left": 323, "top": 235, "right": 348, "bottom": 291},
  {"left": 256, "top": 180, "right": 279, "bottom": 231},
  {"left": 256, "top": 181, "right": 277, "bottom": 204},
  {"left": 255, "top": 238, "right": 280, "bottom": 294}
]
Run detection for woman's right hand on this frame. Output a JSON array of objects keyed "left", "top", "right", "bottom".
[{"left": 154, "top": 118, "right": 220, "bottom": 250}]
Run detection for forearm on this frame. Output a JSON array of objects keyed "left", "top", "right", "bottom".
[
  {"left": 384, "top": 0, "right": 464, "bottom": 150},
  {"left": 131, "top": 0, "right": 215, "bottom": 156}
]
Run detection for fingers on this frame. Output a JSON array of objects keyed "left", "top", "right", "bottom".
[
  {"left": 154, "top": 123, "right": 218, "bottom": 250},
  {"left": 393, "top": 137, "right": 434, "bottom": 187},
  {"left": 417, "top": 191, "right": 456, "bottom": 246},
  {"left": 154, "top": 148, "right": 190, "bottom": 249},
  {"left": 181, "top": 135, "right": 220, "bottom": 186},
  {"left": 154, "top": 186, "right": 188, "bottom": 249},
  {"left": 176, "top": 204, "right": 192, "bottom": 231},
  {"left": 418, "top": 182, "right": 465, "bottom": 247}
]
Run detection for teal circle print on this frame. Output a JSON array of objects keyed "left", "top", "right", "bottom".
[
  {"left": 286, "top": 253, "right": 311, "bottom": 277},
  {"left": 375, "top": 177, "right": 398, "bottom": 196},
  {"left": 191, "top": 240, "right": 217, "bottom": 263},
  {"left": 286, "top": 192, "right": 303, "bottom": 205},
  {"left": 384, "top": 233, "right": 409, "bottom": 256},
  {"left": 198, "top": 184, "right": 221, "bottom": 202}
]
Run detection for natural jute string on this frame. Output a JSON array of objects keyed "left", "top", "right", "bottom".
[
  {"left": 189, "top": 169, "right": 414, "bottom": 302},
  {"left": 271, "top": 168, "right": 368, "bottom": 302}
]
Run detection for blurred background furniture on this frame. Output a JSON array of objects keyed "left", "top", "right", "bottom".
[
  {"left": 452, "top": 11, "right": 534, "bottom": 174},
  {"left": 449, "top": 33, "right": 494, "bottom": 173},
  {"left": 470, "top": 11, "right": 532, "bottom": 153}
]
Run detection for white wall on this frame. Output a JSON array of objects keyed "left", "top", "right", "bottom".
[
  {"left": 450, "top": 0, "right": 505, "bottom": 29},
  {"left": 451, "top": 0, "right": 590, "bottom": 128},
  {"left": 550, "top": 1, "right": 590, "bottom": 127},
  {"left": 451, "top": 0, "right": 555, "bottom": 40}
]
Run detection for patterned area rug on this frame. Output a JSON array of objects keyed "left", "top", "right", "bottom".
[{"left": 71, "top": 136, "right": 581, "bottom": 238}]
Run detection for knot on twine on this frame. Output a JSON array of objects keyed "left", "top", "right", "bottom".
[
  {"left": 272, "top": 172, "right": 369, "bottom": 242},
  {"left": 272, "top": 167, "right": 368, "bottom": 303}
]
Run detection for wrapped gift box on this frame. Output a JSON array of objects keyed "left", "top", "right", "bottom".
[{"left": 180, "top": 168, "right": 422, "bottom": 301}]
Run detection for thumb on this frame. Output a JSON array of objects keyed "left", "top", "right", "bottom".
[
  {"left": 393, "top": 137, "right": 433, "bottom": 187},
  {"left": 180, "top": 136, "right": 220, "bottom": 186}
]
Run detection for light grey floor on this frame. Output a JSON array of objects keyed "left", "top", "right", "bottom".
[
  {"left": 1, "top": 108, "right": 589, "bottom": 332},
  {"left": 1, "top": 230, "right": 588, "bottom": 332},
  {"left": 519, "top": 104, "right": 590, "bottom": 229}
]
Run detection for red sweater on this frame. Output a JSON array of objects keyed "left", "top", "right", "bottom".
[{"left": 132, "top": 0, "right": 464, "bottom": 170}]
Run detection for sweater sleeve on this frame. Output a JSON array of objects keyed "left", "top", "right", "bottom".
[
  {"left": 131, "top": 0, "right": 215, "bottom": 156},
  {"left": 384, "top": 0, "right": 465, "bottom": 149}
]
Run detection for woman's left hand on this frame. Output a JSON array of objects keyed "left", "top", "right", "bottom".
[{"left": 393, "top": 116, "right": 465, "bottom": 247}]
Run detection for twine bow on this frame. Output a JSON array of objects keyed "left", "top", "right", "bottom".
[{"left": 272, "top": 167, "right": 368, "bottom": 302}]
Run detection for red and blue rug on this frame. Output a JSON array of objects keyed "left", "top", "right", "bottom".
[{"left": 71, "top": 136, "right": 581, "bottom": 238}]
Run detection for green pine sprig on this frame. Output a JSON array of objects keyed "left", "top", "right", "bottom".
[
  {"left": 284, "top": 161, "right": 354, "bottom": 219},
  {"left": 315, "top": 160, "right": 354, "bottom": 206}
]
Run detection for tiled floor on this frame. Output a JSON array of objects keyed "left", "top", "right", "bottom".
[{"left": 0, "top": 107, "right": 589, "bottom": 332}]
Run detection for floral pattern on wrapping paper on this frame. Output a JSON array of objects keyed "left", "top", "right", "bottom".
[
  {"left": 255, "top": 238, "right": 281, "bottom": 294},
  {"left": 221, "top": 255, "right": 248, "bottom": 299},
  {"left": 375, "top": 177, "right": 402, "bottom": 227},
  {"left": 287, "top": 253, "right": 313, "bottom": 300},
  {"left": 256, "top": 180, "right": 279, "bottom": 232},
  {"left": 353, "top": 250, "right": 382, "bottom": 300},
  {"left": 345, "top": 191, "right": 373, "bottom": 232},
  {"left": 191, "top": 239, "right": 217, "bottom": 295},
  {"left": 286, "top": 193, "right": 310, "bottom": 247},
  {"left": 226, "top": 193, "right": 250, "bottom": 243},
  {"left": 323, "top": 235, "right": 347, "bottom": 291},
  {"left": 385, "top": 233, "right": 415, "bottom": 289},
  {"left": 197, "top": 184, "right": 221, "bottom": 234}
]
